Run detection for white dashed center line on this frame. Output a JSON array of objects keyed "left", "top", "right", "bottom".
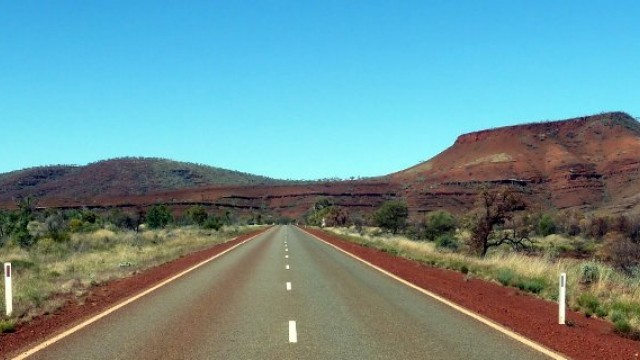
[
  {"left": 286, "top": 282, "right": 292, "bottom": 291},
  {"left": 285, "top": 255, "right": 289, "bottom": 259},
  {"left": 289, "top": 321, "right": 297, "bottom": 343},
  {"left": 286, "top": 264, "right": 290, "bottom": 270}
]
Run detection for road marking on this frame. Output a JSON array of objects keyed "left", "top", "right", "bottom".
[
  {"left": 286, "top": 282, "right": 292, "bottom": 291},
  {"left": 286, "top": 265, "right": 290, "bottom": 270},
  {"left": 12, "top": 228, "right": 273, "bottom": 360},
  {"left": 285, "top": 248, "right": 288, "bottom": 252},
  {"left": 289, "top": 321, "right": 297, "bottom": 343},
  {"left": 300, "top": 228, "right": 568, "bottom": 360},
  {"left": 285, "top": 255, "right": 289, "bottom": 259}
]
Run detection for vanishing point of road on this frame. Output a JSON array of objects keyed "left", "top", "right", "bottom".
[{"left": 21, "top": 226, "right": 550, "bottom": 359}]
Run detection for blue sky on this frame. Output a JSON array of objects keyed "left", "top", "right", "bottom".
[{"left": 1, "top": 1, "right": 638, "bottom": 180}]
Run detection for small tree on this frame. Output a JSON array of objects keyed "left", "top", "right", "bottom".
[
  {"left": 146, "top": 205, "right": 173, "bottom": 229},
  {"left": 467, "top": 187, "right": 531, "bottom": 257},
  {"left": 556, "top": 208, "right": 584, "bottom": 236},
  {"left": 204, "top": 215, "right": 223, "bottom": 230},
  {"left": 424, "top": 210, "right": 457, "bottom": 240},
  {"left": 0, "top": 210, "right": 7, "bottom": 240},
  {"left": 0, "top": 210, "right": 8, "bottom": 247},
  {"left": 14, "top": 195, "right": 38, "bottom": 248},
  {"left": 600, "top": 232, "right": 640, "bottom": 274},
  {"left": 108, "top": 208, "right": 144, "bottom": 232},
  {"left": 45, "top": 211, "right": 68, "bottom": 242},
  {"left": 373, "top": 200, "right": 408, "bottom": 234},
  {"left": 187, "top": 205, "right": 208, "bottom": 226},
  {"left": 323, "top": 206, "right": 349, "bottom": 227},
  {"left": 588, "top": 216, "right": 609, "bottom": 239},
  {"left": 538, "top": 214, "right": 557, "bottom": 236},
  {"left": 81, "top": 209, "right": 98, "bottom": 224}
]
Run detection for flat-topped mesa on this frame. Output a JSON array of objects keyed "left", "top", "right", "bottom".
[{"left": 455, "top": 112, "right": 638, "bottom": 145}]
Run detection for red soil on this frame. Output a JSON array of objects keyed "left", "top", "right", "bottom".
[
  {"left": 0, "top": 228, "right": 269, "bottom": 359},
  {"left": 303, "top": 228, "right": 640, "bottom": 360}
]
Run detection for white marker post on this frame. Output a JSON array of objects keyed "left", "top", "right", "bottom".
[
  {"left": 4, "top": 263, "right": 12, "bottom": 316},
  {"left": 559, "top": 273, "right": 566, "bottom": 325}
]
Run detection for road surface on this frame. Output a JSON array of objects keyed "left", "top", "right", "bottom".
[{"left": 23, "top": 226, "right": 550, "bottom": 359}]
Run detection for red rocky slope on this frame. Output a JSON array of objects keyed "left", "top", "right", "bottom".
[{"left": 392, "top": 112, "right": 640, "bottom": 216}]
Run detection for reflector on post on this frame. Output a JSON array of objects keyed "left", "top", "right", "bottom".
[
  {"left": 559, "top": 272, "right": 566, "bottom": 325},
  {"left": 4, "top": 262, "right": 12, "bottom": 316}
]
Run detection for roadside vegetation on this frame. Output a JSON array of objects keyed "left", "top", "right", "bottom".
[
  {"left": 0, "top": 197, "right": 265, "bottom": 332},
  {"left": 304, "top": 188, "right": 640, "bottom": 339}
]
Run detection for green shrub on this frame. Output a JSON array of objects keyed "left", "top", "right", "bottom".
[
  {"left": 538, "top": 214, "right": 557, "bottom": 236},
  {"left": 577, "top": 293, "right": 600, "bottom": 314},
  {"left": 69, "top": 218, "right": 84, "bottom": 232},
  {"left": 15, "top": 228, "right": 36, "bottom": 248},
  {"left": 460, "top": 265, "right": 469, "bottom": 274},
  {"left": 373, "top": 200, "right": 408, "bottom": 234},
  {"left": 497, "top": 268, "right": 514, "bottom": 286},
  {"left": 611, "top": 310, "right": 626, "bottom": 323},
  {"left": 596, "top": 306, "right": 609, "bottom": 318},
  {"left": 610, "top": 301, "right": 640, "bottom": 318},
  {"left": 0, "top": 320, "right": 15, "bottom": 333},
  {"left": 146, "top": 205, "right": 173, "bottom": 229},
  {"left": 435, "top": 234, "right": 459, "bottom": 251},
  {"left": 579, "top": 262, "right": 600, "bottom": 285},
  {"left": 203, "top": 216, "right": 222, "bottom": 231},
  {"left": 186, "top": 205, "right": 208, "bottom": 226},
  {"left": 614, "top": 319, "right": 632, "bottom": 334},
  {"left": 381, "top": 247, "right": 399, "bottom": 256},
  {"left": 425, "top": 211, "right": 457, "bottom": 240},
  {"left": 516, "top": 278, "right": 546, "bottom": 294},
  {"left": 26, "top": 286, "right": 45, "bottom": 306}
]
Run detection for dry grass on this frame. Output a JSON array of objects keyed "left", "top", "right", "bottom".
[
  {"left": 327, "top": 226, "right": 640, "bottom": 335},
  {"left": 0, "top": 225, "right": 262, "bottom": 325}
]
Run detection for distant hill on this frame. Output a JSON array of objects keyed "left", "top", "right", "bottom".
[
  {"left": 1, "top": 112, "right": 639, "bottom": 218},
  {"left": 391, "top": 111, "right": 640, "bottom": 214},
  {"left": 0, "top": 157, "right": 281, "bottom": 204}
]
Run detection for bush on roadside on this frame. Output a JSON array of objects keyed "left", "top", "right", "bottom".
[
  {"left": 599, "top": 232, "right": 640, "bottom": 274},
  {"left": 435, "top": 233, "right": 459, "bottom": 251},
  {"left": 203, "top": 216, "right": 222, "bottom": 231},
  {"left": 515, "top": 277, "right": 546, "bottom": 295},
  {"left": 538, "top": 214, "right": 557, "bottom": 236},
  {"left": 186, "top": 205, "right": 208, "bottom": 226},
  {"left": 577, "top": 293, "right": 601, "bottom": 316},
  {"left": 614, "top": 319, "right": 632, "bottom": 335},
  {"left": 497, "top": 268, "right": 515, "bottom": 286},
  {"left": 579, "top": 262, "right": 601, "bottom": 285},
  {"left": 0, "top": 320, "right": 15, "bottom": 333},
  {"left": 146, "top": 205, "right": 173, "bottom": 229},
  {"left": 425, "top": 211, "right": 457, "bottom": 240},
  {"left": 373, "top": 200, "right": 408, "bottom": 234}
]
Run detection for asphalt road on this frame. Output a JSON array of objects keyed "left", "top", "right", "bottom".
[{"left": 24, "top": 226, "right": 550, "bottom": 359}]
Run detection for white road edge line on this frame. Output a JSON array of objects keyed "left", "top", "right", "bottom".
[
  {"left": 289, "top": 320, "right": 298, "bottom": 343},
  {"left": 300, "top": 228, "right": 567, "bottom": 360},
  {"left": 12, "top": 228, "right": 273, "bottom": 360}
]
